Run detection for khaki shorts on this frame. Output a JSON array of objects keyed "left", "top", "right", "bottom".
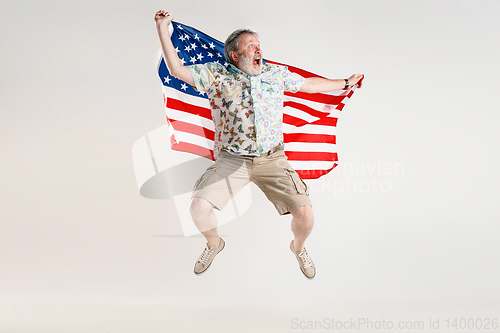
[{"left": 192, "top": 145, "right": 312, "bottom": 215}]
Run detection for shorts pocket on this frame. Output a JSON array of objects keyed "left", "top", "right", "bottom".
[
  {"left": 193, "top": 164, "right": 216, "bottom": 191},
  {"left": 283, "top": 168, "right": 309, "bottom": 195}
]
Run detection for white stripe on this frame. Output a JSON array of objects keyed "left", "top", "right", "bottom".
[
  {"left": 163, "top": 86, "right": 210, "bottom": 109},
  {"left": 285, "top": 142, "right": 337, "bottom": 153},
  {"left": 284, "top": 94, "right": 338, "bottom": 114},
  {"left": 173, "top": 131, "right": 214, "bottom": 150},
  {"left": 165, "top": 108, "right": 215, "bottom": 131},
  {"left": 284, "top": 96, "right": 341, "bottom": 118},
  {"left": 282, "top": 123, "right": 337, "bottom": 135},
  {"left": 284, "top": 94, "right": 331, "bottom": 110},
  {"left": 325, "top": 109, "right": 340, "bottom": 119},
  {"left": 283, "top": 106, "right": 320, "bottom": 123},
  {"left": 288, "top": 160, "right": 336, "bottom": 170}
]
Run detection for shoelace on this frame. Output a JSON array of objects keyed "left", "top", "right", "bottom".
[
  {"left": 298, "top": 250, "right": 313, "bottom": 269},
  {"left": 198, "top": 246, "right": 214, "bottom": 265}
]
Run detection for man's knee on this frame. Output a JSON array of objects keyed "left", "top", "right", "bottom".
[
  {"left": 291, "top": 205, "right": 314, "bottom": 222},
  {"left": 189, "top": 197, "right": 214, "bottom": 218}
]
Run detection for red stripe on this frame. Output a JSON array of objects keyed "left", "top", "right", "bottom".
[
  {"left": 284, "top": 133, "right": 336, "bottom": 144},
  {"left": 166, "top": 98, "right": 212, "bottom": 120},
  {"left": 171, "top": 141, "right": 214, "bottom": 160},
  {"left": 285, "top": 151, "right": 338, "bottom": 161},
  {"left": 283, "top": 114, "right": 310, "bottom": 127},
  {"left": 296, "top": 165, "right": 337, "bottom": 180},
  {"left": 285, "top": 91, "right": 345, "bottom": 105},
  {"left": 266, "top": 60, "right": 325, "bottom": 79},
  {"left": 170, "top": 119, "right": 215, "bottom": 141},
  {"left": 309, "top": 117, "right": 338, "bottom": 127}
]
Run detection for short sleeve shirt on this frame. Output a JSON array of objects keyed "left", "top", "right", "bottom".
[{"left": 188, "top": 62, "right": 305, "bottom": 159}]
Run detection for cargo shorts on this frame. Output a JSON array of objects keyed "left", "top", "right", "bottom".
[{"left": 191, "top": 145, "right": 311, "bottom": 215}]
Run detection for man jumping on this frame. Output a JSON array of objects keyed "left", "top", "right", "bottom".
[{"left": 155, "top": 10, "right": 363, "bottom": 279}]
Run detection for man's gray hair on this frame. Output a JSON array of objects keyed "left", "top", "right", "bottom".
[{"left": 224, "top": 28, "right": 259, "bottom": 65}]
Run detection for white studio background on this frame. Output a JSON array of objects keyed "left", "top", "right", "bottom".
[{"left": 1, "top": 0, "right": 499, "bottom": 332}]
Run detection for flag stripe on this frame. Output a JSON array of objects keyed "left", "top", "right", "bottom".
[
  {"left": 171, "top": 141, "right": 214, "bottom": 160},
  {"left": 170, "top": 119, "right": 215, "bottom": 141},
  {"left": 285, "top": 94, "right": 342, "bottom": 115},
  {"left": 285, "top": 91, "right": 348, "bottom": 105},
  {"left": 282, "top": 123, "right": 338, "bottom": 135},
  {"left": 284, "top": 142, "right": 337, "bottom": 153},
  {"left": 167, "top": 97, "right": 212, "bottom": 120},
  {"left": 283, "top": 114, "right": 338, "bottom": 127},
  {"left": 283, "top": 106, "right": 321, "bottom": 124},
  {"left": 284, "top": 133, "right": 336, "bottom": 144},
  {"left": 266, "top": 60, "right": 325, "bottom": 79},
  {"left": 285, "top": 151, "right": 338, "bottom": 161},
  {"left": 163, "top": 86, "right": 209, "bottom": 109},
  {"left": 283, "top": 101, "right": 333, "bottom": 120},
  {"left": 163, "top": 106, "right": 215, "bottom": 130}
]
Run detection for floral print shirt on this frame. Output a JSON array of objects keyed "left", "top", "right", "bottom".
[{"left": 188, "top": 62, "right": 305, "bottom": 158}]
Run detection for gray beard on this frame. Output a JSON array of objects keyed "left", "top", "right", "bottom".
[{"left": 237, "top": 53, "right": 261, "bottom": 76}]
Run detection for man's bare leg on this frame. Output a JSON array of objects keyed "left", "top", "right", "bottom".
[
  {"left": 290, "top": 205, "right": 315, "bottom": 279},
  {"left": 189, "top": 197, "right": 220, "bottom": 249},
  {"left": 290, "top": 205, "right": 314, "bottom": 252}
]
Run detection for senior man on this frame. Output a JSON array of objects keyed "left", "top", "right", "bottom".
[{"left": 155, "top": 10, "right": 363, "bottom": 279}]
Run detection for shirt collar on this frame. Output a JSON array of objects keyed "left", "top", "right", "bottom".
[{"left": 226, "top": 62, "right": 271, "bottom": 78}]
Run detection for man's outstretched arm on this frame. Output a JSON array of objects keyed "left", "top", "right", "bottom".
[
  {"left": 299, "top": 74, "right": 363, "bottom": 93},
  {"left": 155, "top": 11, "right": 195, "bottom": 86}
]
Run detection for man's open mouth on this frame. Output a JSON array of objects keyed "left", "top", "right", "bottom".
[{"left": 253, "top": 56, "right": 261, "bottom": 66}]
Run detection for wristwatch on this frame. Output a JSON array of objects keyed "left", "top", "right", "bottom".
[{"left": 344, "top": 79, "right": 349, "bottom": 90}]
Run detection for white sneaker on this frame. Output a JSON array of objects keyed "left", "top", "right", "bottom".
[
  {"left": 194, "top": 238, "right": 225, "bottom": 275},
  {"left": 290, "top": 240, "right": 316, "bottom": 279}
]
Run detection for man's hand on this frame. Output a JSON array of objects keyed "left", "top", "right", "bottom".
[
  {"left": 154, "top": 10, "right": 195, "bottom": 86},
  {"left": 155, "top": 10, "right": 173, "bottom": 29},
  {"left": 348, "top": 74, "right": 364, "bottom": 88}
]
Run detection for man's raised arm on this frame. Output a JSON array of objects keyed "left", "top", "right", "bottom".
[
  {"left": 155, "top": 11, "right": 195, "bottom": 86},
  {"left": 299, "top": 74, "right": 364, "bottom": 93}
]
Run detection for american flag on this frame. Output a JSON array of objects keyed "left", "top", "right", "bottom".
[{"left": 158, "top": 21, "right": 363, "bottom": 179}]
